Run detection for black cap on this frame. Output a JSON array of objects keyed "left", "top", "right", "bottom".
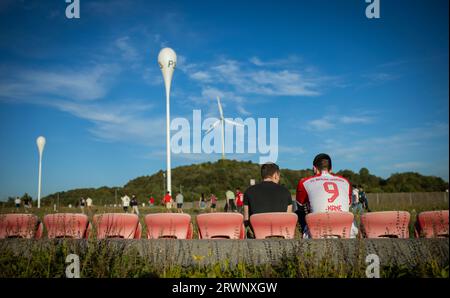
[{"left": 313, "top": 153, "right": 332, "bottom": 169}]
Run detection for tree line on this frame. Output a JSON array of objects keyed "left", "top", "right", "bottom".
[{"left": 3, "top": 159, "right": 448, "bottom": 206}]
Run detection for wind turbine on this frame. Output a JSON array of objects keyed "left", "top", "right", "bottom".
[{"left": 205, "top": 96, "right": 243, "bottom": 160}]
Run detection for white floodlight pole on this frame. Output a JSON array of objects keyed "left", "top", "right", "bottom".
[
  {"left": 36, "top": 136, "right": 46, "bottom": 208},
  {"left": 158, "top": 48, "right": 177, "bottom": 195}
]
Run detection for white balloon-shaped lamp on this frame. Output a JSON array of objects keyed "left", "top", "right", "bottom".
[
  {"left": 158, "top": 47, "right": 177, "bottom": 194},
  {"left": 36, "top": 136, "right": 46, "bottom": 208}
]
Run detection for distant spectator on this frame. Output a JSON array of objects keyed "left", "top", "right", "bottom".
[
  {"left": 359, "top": 186, "right": 370, "bottom": 212},
  {"left": 86, "top": 197, "right": 93, "bottom": 212},
  {"left": 149, "top": 195, "right": 155, "bottom": 207},
  {"left": 244, "top": 162, "right": 293, "bottom": 237},
  {"left": 210, "top": 194, "right": 217, "bottom": 212},
  {"left": 121, "top": 194, "right": 130, "bottom": 213},
  {"left": 199, "top": 193, "right": 206, "bottom": 209},
  {"left": 351, "top": 185, "right": 363, "bottom": 214},
  {"left": 225, "top": 190, "right": 237, "bottom": 212},
  {"left": 235, "top": 188, "right": 244, "bottom": 214},
  {"left": 14, "top": 197, "right": 21, "bottom": 210},
  {"left": 130, "top": 194, "right": 139, "bottom": 215},
  {"left": 79, "top": 197, "right": 86, "bottom": 214},
  {"left": 176, "top": 192, "right": 184, "bottom": 213},
  {"left": 164, "top": 191, "right": 172, "bottom": 209},
  {"left": 23, "top": 196, "right": 29, "bottom": 212}
]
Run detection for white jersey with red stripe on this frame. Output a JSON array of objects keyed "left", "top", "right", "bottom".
[{"left": 296, "top": 172, "right": 352, "bottom": 213}]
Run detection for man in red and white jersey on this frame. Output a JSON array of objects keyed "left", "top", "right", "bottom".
[{"left": 296, "top": 153, "right": 358, "bottom": 238}]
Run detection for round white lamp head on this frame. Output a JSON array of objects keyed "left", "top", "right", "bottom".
[
  {"left": 36, "top": 136, "right": 46, "bottom": 155},
  {"left": 158, "top": 47, "right": 177, "bottom": 91}
]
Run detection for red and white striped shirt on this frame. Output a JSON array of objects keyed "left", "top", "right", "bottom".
[{"left": 296, "top": 172, "right": 352, "bottom": 213}]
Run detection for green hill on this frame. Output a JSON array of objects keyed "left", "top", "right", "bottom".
[{"left": 15, "top": 159, "right": 449, "bottom": 207}]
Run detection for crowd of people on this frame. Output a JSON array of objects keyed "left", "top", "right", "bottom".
[{"left": 13, "top": 195, "right": 33, "bottom": 212}]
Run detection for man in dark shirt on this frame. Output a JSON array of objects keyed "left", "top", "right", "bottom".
[{"left": 243, "top": 162, "right": 293, "bottom": 233}]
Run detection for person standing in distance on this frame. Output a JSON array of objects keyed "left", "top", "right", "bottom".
[
  {"left": 130, "top": 194, "right": 139, "bottom": 215},
  {"left": 121, "top": 194, "right": 130, "bottom": 213},
  {"left": 164, "top": 191, "right": 173, "bottom": 210},
  {"left": 225, "top": 190, "right": 237, "bottom": 212},
  {"left": 86, "top": 197, "right": 93, "bottom": 213},
  {"left": 176, "top": 192, "right": 184, "bottom": 213},
  {"left": 235, "top": 188, "right": 244, "bottom": 214}
]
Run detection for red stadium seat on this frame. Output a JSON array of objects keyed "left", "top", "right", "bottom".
[
  {"left": 360, "top": 211, "right": 410, "bottom": 238},
  {"left": 44, "top": 213, "right": 91, "bottom": 239},
  {"left": 305, "top": 212, "right": 354, "bottom": 239},
  {"left": 250, "top": 212, "right": 298, "bottom": 239},
  {"left": 145, "top": 213, "right": 193, "bottom": 239},
  {"left": 0, "top": 214, "right": 43, "bottom": 239},
  {"left": 415, "top": 210, "right": 449, "bottom": 238},
  {"left": 93, "top": 213, "right": 141, "bottom": 239},
  {"left": 197, "top": 213, "right": 245, "bottom": 239}
]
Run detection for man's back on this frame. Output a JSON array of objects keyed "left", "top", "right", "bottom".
[
  {"left": 176, "top": 194, "right": 183, "bottom": 203},
  {"left": 122, "top": 196, "right": 130, "bottom": 206},
  {"left": 296, "top": 172, "right": 351, "bottom": 213},
  {"left": 225, "top": 190, "right": 234, "bottom": 201},
  {"left": 352, "top": 188, "right": 360, "bottom": 204},
  {"left": 164, "top": 194, "right": 172, "bottom": 203},
  {"left": 244, "top": 181, "right": 292, "bottom": 216}
]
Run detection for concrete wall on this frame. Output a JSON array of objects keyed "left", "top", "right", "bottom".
[{"left": 1, "top": 239, "right": 447, "bottom": 269}]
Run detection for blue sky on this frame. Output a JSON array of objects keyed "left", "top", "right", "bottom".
[{"left": 0, "top": 0, "right": 448, "bottom": 200}]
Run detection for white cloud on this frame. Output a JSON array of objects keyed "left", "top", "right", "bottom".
[
  {"left": 391, "top": 162, "right": 427, "bottom": 170},
  {"left": 0, "top": 64, "right": 120, "bottom": 101},
  {"left": 249, "top": 55, "right": 302, "bottom": 67},
  {"left": 0, "top": 63, "right": 165, "bottom": 146},
  {"left": 323, "top": 123, "right": 449, "bottom": 167},
  {"left": 307, "top": 113, "right": 375, "bottom": 131},
  {"left": 115, "top": 36, "right": 139, "bottom": 61},
  {"left": 182, "top": 57, "right": 335, "bottom": 98},
  {"left": 307, "top": 118, "right": 335, "bottom": 131},
  {"left": 278, "top": 146, "right": 306, "bottom": 155},
  {"left": 249, "top": 57, "right": 264, "bottom": 66},
  {"left": 359, "top": 72, "right": 400, "bottom": 89},
  {"left": 190, "top": 71, "right": 212, "bottom": 82},
  {"left": 48, "top": 99, "right": 165, "bottom": 145},
  {"left": 339, "top": 116, "right": 374, "bottom": 124}
]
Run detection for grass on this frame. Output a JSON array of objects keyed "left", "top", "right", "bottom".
[{"left": 0, "top": 238, "right": 448, "bottom": 278}]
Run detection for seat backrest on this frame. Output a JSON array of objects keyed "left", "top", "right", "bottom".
[
  {"left": 44, "top": 213, "right": 90, "bottom": 239},
  {"left": 0, "top": 214, "right": 42, "bottom": 239},
  {"left": 93, "top": 213, "right": 141, "bottom": 239},
  {"left": 197, "top": 213, "right": 244, "bottom": 239},
  {"left": 306, "top": 212, "right": 354, "bottom": 239},
  {"left": 417, "top": 210, "right": 449, "bottom": 238},
  {"left": 250, "top": 212, "right": 298, "bottom": 239},
  {"left": 360, "top": 211, "right": 410, "bottom": 238},
  {"left": 145, "top": 213, "right": 192, "bottom": 239}
]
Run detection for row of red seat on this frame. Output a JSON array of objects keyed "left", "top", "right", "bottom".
[{"left": 0, "top": 210, "right": 448, "bottom": 239}]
